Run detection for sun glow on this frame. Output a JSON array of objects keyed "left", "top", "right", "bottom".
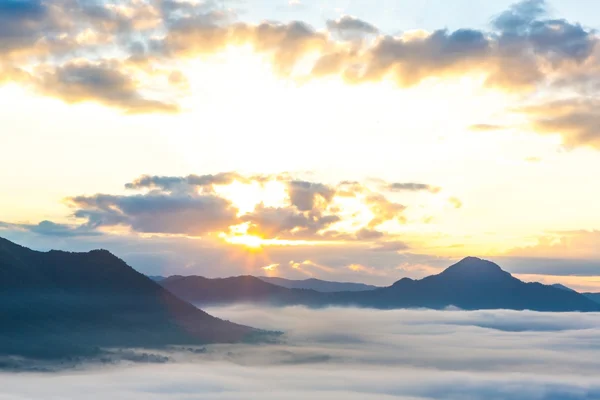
[
  {"left": 213, "top": 179, "right": 288, "bottom": 215},
  {"left": 225, "top": 234, "right": 264, "bottom": 249}
]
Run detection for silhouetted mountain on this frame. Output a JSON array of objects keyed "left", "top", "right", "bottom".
[
  {"left": 358, "top": 257, "right": 600, "bottom": 311},
  {"left": 258, "top": 276, "right": 379, "bottom": 292},
  {"left": 0, "top": 237, "right": 261, "bottom": 362},
  {"left": 161, "top": 275, "right": 322, "bottom": 306},
  {"left": 551, "top": 283, "right": 576, "bottom": 292},
  {"left": 162, "top": 257, "right": 600, "bottom": 312},
  {"left": 583, "top": 293, "right": 600, "bottom": 304},
  {"left": 148, "top": 275, "right": 166, "bottom": 282}
]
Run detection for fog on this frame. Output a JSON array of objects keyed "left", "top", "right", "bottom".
[{"left": 2, "top": 306, "right": 600, "bottom": 399}]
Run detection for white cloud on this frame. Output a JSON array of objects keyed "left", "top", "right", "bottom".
[{"left": 2, "top": 306, "right": 600, "bottom": 399}]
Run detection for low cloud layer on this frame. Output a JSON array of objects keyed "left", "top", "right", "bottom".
[{"left": 2, "top": 306, "right": 600, "bottom": 399}]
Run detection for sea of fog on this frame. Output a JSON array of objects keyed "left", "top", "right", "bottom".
[{"left": 2, "top": 306, "right": 600, "bottom": 399}]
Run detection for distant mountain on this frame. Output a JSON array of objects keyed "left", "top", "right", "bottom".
[
  {"left": 551, "top": 283, "right": 576, "bottom": 292},
  {"left": 550, "top": 286, "right": 600, "bottom": 305},
  {"left": 161, "top": 275, "right": 322, "bottom": 306},
  {"left": 259, "top": 276, "right": 379, "bottom": 292},
  {"left": 583, "top": 293, "right": 600, "bottom": 304},
  {"left": 161, "top": 257, "right": 600, "bottom": 312},
  {"left": 148, "top": 275, "right": 166, "bottom": 282},
  {"left": 0, "top": 237, "right": 261, "bottom": 361}
]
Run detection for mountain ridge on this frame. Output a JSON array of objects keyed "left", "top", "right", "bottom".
[
  {"left": 258, "top": 276, "right": 379, "bottom": 292},
  {"left": 0, "top": 237, "right": 263, "bottom": 362},
  {"left": 160, "top": 257, "right": 600, "bottom": 312}
]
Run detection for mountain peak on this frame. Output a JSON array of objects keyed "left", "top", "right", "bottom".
[{"left": 438, "top": 257, "right": 510, "bottom": 280}]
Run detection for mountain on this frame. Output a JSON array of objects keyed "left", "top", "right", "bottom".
[
  {"left": 583, "top": 293, "right": 600, "bottom": 304},
  {"left": 551, "top": 283, "right": 576, "bottom": 292},
  {"left": 0, "top": 237, "right": 261, "bottom": 361},
  {"left": 161, "top": 257, "right": 600, "bottom": 312},
  {"left": 259, "top": 276, "right": 379, "bottom": 292},
  {"left": 550, "top": 286, "right": 600, "bottom": 305},
  {"left": 350, "top": 257, "right": 600, "bottom": 311},
  {"left": 148, "top": 275, "right": 166, "bottom": 282},
  {"left": 161, "top": 275, "right": 323, "bottom": 306}
]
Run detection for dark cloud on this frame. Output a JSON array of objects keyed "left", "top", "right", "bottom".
[
  {"left": 0, "top": 220, "right": 101, "bottom": 237},
  {"left": 242, "top": 204, "right": 340, "bottom": 240},
  {"left": 125, "top": 173, "right": 247, "bottom": 191},
  {"left": 77, "top": 0, "right": 160, "bottom": 35},
  {"left": 36, "top": 61, "right": 179, "bottom": 114},
  {"left": 371, "top": 241, "right": 411, "bottom": 252},
  {"left": 354, "top": 228, "right": 384, "bottom": 241},
  {"left": 492, "top": 0, "right": 547, "bottom": 34},
  {"left": 486, "top": 0, "right": 597, "bottom": 89},
  {"left": 493, "top": 0, "right": 594, "bottom": 61},
  {"left": 360, "top": 28, "right": 491, "bottom": 86},
  {"left": 287, "top": 181, "right": 335, "bottom": 212},
  {"left": 0, "top": 0, "right": 62, "bottom": 54},
  {"left": 326, "top": 15, "right": 378, "bottom": 41},
  {"left": 387, "top": 182, "right": 440, "bottom": 193},
  {"left": 68, "top": 193, "right": 239, "bottom": 236},
  {"left": 12, "top": 173, "right": 421, "bottom": 243},
  {"left": 27, "top": 220, "right": 102, "bottom": 237},
  {"left": 519, "top": 99, "right": 600, "bottom": 148}
]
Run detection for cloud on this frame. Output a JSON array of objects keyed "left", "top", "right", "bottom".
[
  {"left": 387, "top": 182, "right": 441, "bottom": 193},
  {"left": 371, "top": 241, "right": 411, "bottom": 252},
  {"left": 360, "top": 28, "right": 491, "bottom": 86},
  {"left": 448, "top": 197, "right": 463, "bottom": 209},
  {"left": 0, "top": 0, "right": 599, "bottom": 146},
  {"left": 35, "top": 60, "right": 179, "bottom": 114},
  {"left": 124, "top": 172, "right": 249, "bottom": 192},
  {"left": 468, "top": 123, "right": 506, "bottom": 132},
  {"left": 525, "top": 156, "right": 542, "bottom": 162},
  {"left": 492, "top": 0, "right": 594, "bottom": 61},
  {"left": 3, "top": 306, "right": 600, "bottom": 398},
  {"left": 0, "top": 220, "right": 101, "bottom": 237},
  {"left": 0, "top": 0, "right": 62, "bottom": 55},
  {"left": 354, "top": 228, "right": 385, "bottom": 241},
  {"left": 287, "top": 180, "right": 335, "bottom": 212},
  {"left": 0, "top": 228, "right": 454, "bottom": 286},
  {"left": 68, "top": 193, "right": 239, "bottom": 236},
  {"left": 326, "top": 16, "right": 378, "bottom": 41},
  {"left": 492, "top": 0, "right": 547, "bottom": 34},
  {"left": 519, "top": 99, "right": 600, "bottom": 149},
  {"left": 47, "top": 173, "right": 425, "bottom": 243},
  {"left": 164, "top": 17, "right": 330, "bottom": 76},
  {"left": 0, "top": 0, "right": 595, "bottom": 118},
  {"left": 485, "top": 0, "right": 597, "bottom": 90},
  {"left": 364, "top": 193, "right": 406, "bottom": 228},
  {"left": 241, "top": 204, "right": 340, "bottom": 240},
  {"left": 503, "top": 230, "right": 600, "bottom": 261}
]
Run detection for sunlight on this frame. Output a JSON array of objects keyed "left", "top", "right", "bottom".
[
  {"left": 213, "top": 179, "right": 288, "bottom": 215},
  {"left": 225, "top": 234, "right": 264, "bottom": 249},
  {"left": 262, "top": 263, "right": 279, "bottom": 272}
]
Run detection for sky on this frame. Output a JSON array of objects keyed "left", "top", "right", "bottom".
[{"left": 1, "top": 0, "right": 600, "bottom": 290}]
